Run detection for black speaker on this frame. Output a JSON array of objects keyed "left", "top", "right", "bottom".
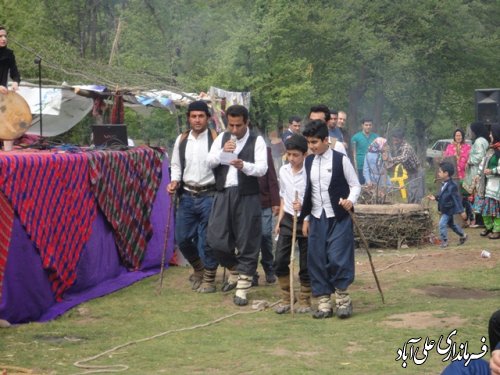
[{"left": 475, "top": 89, "right": 500, "bottom": 125}]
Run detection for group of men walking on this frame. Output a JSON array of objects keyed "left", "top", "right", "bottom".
[{"left": 168, "top": 100, "right": 361, "bottom": 319}]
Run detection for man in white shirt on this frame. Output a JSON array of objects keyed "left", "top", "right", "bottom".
[
  {"left": 308, "top": 105, "right": 347, "bottom": 156},
  {"left": 206, "top": 105, "right": 268, "bottom": 306},
  {"left": 301, "top": 120, "right": 361, "bottom": 319},
  {"left": 167, "top": 101, "right": 219, "bottom": 292}
]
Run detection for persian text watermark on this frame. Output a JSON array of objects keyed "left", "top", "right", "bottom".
[{"left": 395, "top": 329, "right": 488, "bottom": 368}]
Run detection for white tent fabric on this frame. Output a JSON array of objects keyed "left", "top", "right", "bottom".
[{"left": 25, "top": 88, "right": 93, "bottom": 137}]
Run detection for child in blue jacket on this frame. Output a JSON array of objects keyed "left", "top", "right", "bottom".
[{"left": 427, "top": 161, "right": 468, "bottom": 248}]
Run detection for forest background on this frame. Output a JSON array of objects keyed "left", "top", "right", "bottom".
[{"left": 1, "top": 0, "right": 499, "bottom": 152}]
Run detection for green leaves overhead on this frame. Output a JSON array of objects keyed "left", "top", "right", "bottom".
[{"left": 4, "top": 0, "right": 499, "bottom": 141}]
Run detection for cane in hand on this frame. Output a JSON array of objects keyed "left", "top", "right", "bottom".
[
  {"left": 158, "top": 191, "right": 175, "bottom": 294},
  {"left": 341, "top": 198, "right": 385, "bottom": 304},
  {"left": 289, "top": 191, "right": 299, "bottom": 317}
]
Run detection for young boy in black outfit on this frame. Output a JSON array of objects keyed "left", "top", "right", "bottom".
[
  {"left": 301, "top": 120, "right": 361, "bottom": 319},
  {"left": 273, "top": 134, "right": 310, "bottom": 314},
  {"left": 427, "top": 161, "right": 468, "bottom": 248}
]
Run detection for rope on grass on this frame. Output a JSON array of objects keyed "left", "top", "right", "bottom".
[
  {"left": 357, "top": 254, "right": 417, "bottom": 275},
  {"left": 71, "top": 300, "right": 280, "bottom": 374}
]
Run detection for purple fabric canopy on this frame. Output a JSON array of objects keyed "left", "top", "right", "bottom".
[{"left": 0, "top": 157, "right": 174, "bottom": 324}]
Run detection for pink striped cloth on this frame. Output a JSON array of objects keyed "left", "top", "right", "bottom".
[
  {"left": 0, "top": 151, "right": 97, "bottom": 301},
  {"left": 87, "top": 146, "right": 164, "bottom": 269},
  {"left": 0, "top": 190, "right": 14, "bottom": 302}
]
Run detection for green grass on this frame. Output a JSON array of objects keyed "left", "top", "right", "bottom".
[{"left": 1, "top": 230, "right": 498, "bottom": 374}]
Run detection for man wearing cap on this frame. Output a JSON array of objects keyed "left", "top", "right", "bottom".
[
  {"left": 205, "top": 104, "right": 268, "bottom": 306},
  {"left": 167, "top": 100, "right": 219, "bottom": 292}
]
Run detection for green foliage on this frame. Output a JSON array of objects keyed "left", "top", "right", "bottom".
[{"left": 2, "top": 0, "right": 499, "bottom": 144}]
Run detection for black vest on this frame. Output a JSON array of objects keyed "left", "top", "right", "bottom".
[
  {"left": 213, "top": 132, "right": 260, "bottom": 195},
  {"left": 300, "top": 150, "right": 351, "bottom": 221}
]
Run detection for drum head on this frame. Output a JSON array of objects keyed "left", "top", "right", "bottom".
[{"left": 0, "top": 92, "right": 33, "bottom": 140}]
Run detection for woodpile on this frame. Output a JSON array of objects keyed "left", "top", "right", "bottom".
[{"left": 353, "top": 204, "right": 433, "bottom": 249}]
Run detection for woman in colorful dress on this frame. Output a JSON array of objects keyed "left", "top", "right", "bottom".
[
  {"left": 443, "top": 129, "right": 472, "bottom": 225},
  {"left": 473, "top": 123, "right": 500, "bottom": 240},
  {"left": 463, "top": 122, "right": 490, "bottom": 228}
]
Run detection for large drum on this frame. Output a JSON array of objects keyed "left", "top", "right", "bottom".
[{"left": 0, "top": 91, "right": 33, "bottom": 140}]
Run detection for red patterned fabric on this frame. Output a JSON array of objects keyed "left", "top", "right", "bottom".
[
  {"left": 110, "top": 92, "right": 124, "bottom": 124},
  {"left": 87, "top": 146, "right": 163, "bottom": 269},
  {"left": 0, "top": 151, "right": 97, "bottom": 300},
  {"left": 0, "top": 190, "right": 14, "bottom": 302}
]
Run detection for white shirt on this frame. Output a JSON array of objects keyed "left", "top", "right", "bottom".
[
  {"left": 207, "top": 128, "right": 268, "bottom": 187},
  {"left": 329, "top": 137, "right": 347, "bottom": 155},
  {"left": 170, "top": 129, "right": 216, "bottom": 188},
  {"left": 310, "top": 149, "right": 361, "bottom": 219},
  {"left": 279, "top": 163, "right": 307, "bottom": 216}
]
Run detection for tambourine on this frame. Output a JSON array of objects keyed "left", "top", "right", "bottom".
[{"left": 0, "top": 91, "right": 33, "bottom": 140}]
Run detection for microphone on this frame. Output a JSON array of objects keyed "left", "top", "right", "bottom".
[{"left": 230, "top": 134, "right": 237, "bottom": 152}]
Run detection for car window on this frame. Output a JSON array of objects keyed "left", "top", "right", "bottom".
[{"left": 435, "top": 141, "right": 449, "bottom": 151}]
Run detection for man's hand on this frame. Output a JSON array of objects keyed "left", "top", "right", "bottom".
[
  {"left": 274, "top": 222, "right": 280, "bottom": 236},
  {"left": 11, "top": 82, "right": 18, "bottom": 92},
  {"left": 0, "top": 86, "right": 8, "bottom": 95},
  {"left": 460, "top": 212, "right": 467, "bottom": 220},
  {"left": 167, "top": 181, "right": 179, "bottom": 195},
  {"left": 302, "top": 220, "right": 309, "bottom": 237},
  {"left": 427, "top": 194, "right": 436, "bottom": 201},
  {"left": 338, "top": 198, "right": 353, "bottom": 211},
  {"left": 292, "top": 200, "right": 302, "bottom": 213},
  {"left": 491, "top": 349, "right": 500, "bottom": 375},
  {"left": 223, "top": 139, "right": 236, "bottom": 152},
  {"left": 230, "top": 159, "right": 244, "bottom": 170},
  {"left": 272, "top": 206, "right": 280, "bottom": 216}
]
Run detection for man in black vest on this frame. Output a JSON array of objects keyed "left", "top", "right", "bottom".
[
  {"left": 301, "top": 120, "right": 361, "bottom": 319},
  {"left": 206, "top": 104, "right": 268, "bottom": 306},
  {"left": 167, "top": 100, "right": 219, "bottom": 292}
]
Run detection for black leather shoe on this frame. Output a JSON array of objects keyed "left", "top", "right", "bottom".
[{"left": 480, "top": 229, "right": 492, "bottom": 237}]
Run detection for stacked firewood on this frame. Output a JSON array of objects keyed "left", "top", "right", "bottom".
[{"left": 353, "top": 204, "right": 433, "bottom": 248}]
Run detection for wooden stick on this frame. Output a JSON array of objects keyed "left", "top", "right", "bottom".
[
  {"left": 158, "top": 192, "right": 175, "bottom": 294},
  {"left": 289, "top": 191, "right": 299, "bottom": 317},
  {"left": 347, "top": 209, "right": 385, "bottom": 304}
]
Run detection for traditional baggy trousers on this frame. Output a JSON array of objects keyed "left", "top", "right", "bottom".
[
  {"left": 307, "top": 211, "right": 355, "bottom": 297},
  {"left": 206, "top": 187, "right": 262, "bottom": 276}
]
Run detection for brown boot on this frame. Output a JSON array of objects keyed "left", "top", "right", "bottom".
[
  {"left": 296, "top": 283, "right": 312, "bottom": 314},
  {"left": 196, "top": 268, "right": 216, "bottom": 293},
  {"left": 188, "top": 257, "right": 205, "bottom": 290},
  {"left": 275, "top": 276, "right": 292, "bottom": 314}
]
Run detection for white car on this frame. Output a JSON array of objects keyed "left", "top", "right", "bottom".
[{"left": 426, "top": 138, "right": 472, "bottom": 165}]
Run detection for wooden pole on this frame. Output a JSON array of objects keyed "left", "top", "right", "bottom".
[
  {"left": 108, "top": 17, "right": 123, "bottom": 66},
  {"left": 289, "top": 191, "right": 299, "bottom": 317},
  {"left": 158, "top": 192, "right": 175, "bottom": 294},
  {"left": 347, "top": 209, "right": 385, "bottom": 304}
]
